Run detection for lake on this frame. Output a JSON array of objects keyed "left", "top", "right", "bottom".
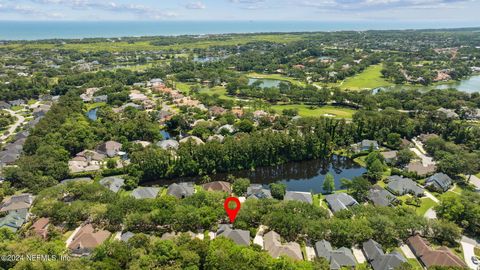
[
  {"left": 376, "top": 74, "right": 480, "bottom": 94},
  {"left": 248, "top": 78, "right": 285, "bottom": 88},
  {"left": 147, "top": 155, "right": 366, "bottom": 194},
  {"left": 86, "top": 108, "right": 98, "bottom": 121}
]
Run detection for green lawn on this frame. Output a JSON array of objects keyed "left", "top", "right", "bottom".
[
  {"left": 340, "top": 64, "right": 394, "bottom": 90},
  {"left": 271, "top": 104, "right": 355, "bottom": 119},
  {"left": 10, "top": 105, "right": 23, "bottom": 111},
  {"left": 415, "top": 197, "right": 437, "bottom": 216},
  {"left": 353, "top": 156, "right": 367, "bottom": 167},
  {"left": 85, "top": 102, "right": 107, "bottom": 111},
  {"left": 199, "top": 86, "right": 235, "bottom": 100}
]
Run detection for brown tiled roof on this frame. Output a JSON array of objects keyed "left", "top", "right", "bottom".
[
  {"left": 68, "top": 224, "right": 111, "bottom": 251},
  {"left": 407, "top": 235, "right": 467, "bottom": 268},
  {"left": 202, "top": 181, "right": 231, "bottom": 193},
  {"left": 31, "top": 217, "right": 50, "bottom": 238}
]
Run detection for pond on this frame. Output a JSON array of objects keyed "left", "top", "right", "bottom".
[
  {"left": 147, "top": 155, "right": 366, "bottom": 194},
  {"left": 86, "top": 108, "right": 98, "bottom": 121},
  {"left": 248, "top": 78, "right": 286, "bottom": 88},
  {"left": 375, "top": 74, "right": 480, "bottom": 94}
]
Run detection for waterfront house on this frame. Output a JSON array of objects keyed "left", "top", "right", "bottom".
[
  {"left": 284, "top": 191, "right": 313, "bottom": 204},
  {"left": 386, "top": 175, "right": 424, "bottom": 197},
  {"left": 131, "top": 187, "right": 161, "bottom": 199},
  {"left": 325, "top": 193, "right": 359, "bottom": 213},
  {"left": 247, "top": 184, "right": 272, "bottom": 199},
  {"left": 167, "top": 182, "right": 195, "bottom": 199},
  {"left": 99, "top": 176, "right": 125, "bottom": 193},
  {"left": 202, "top": 181, "right": 231, "bottom": 193}
]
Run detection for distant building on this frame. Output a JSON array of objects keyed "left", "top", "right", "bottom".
[
  {"left": 202, "top": 181, "right": 231, "bottom": 193},
  {"left": 30, "top": 217, "right": 50, "bottom": 239},
  {"left": 284, "top": 191, "right": 313, "bottom": 204},
  {"left": 216, "top": 224, "right": 250, "bottom": 246},
  {"left": 325, "top": 193, "right": 359, "bottom": 213},
  {"left": 380, "top": 151, "right": 398, "bottom": 164},
  {"left": 247, "top": 184, "right": 272, "bottom": 199},
  {"left": 99, "top": 176, "right": 125, "bottom": 193},
  {"left": 167, "top": 182, "right": 195, "bottom": 199},
  {"left": 131, "top": 187, "right": 160, "bottom": 199},
  {"left": 425, "top": 173, "right": 452, "bottom": 192},
  {"left": 363, "top": 239, "right": 406, "bottom": 270},
  {"left": 157, "top": 139, "right": 179, "bottom": 151},
  {"left": 97, "top": 141, "right": 122, "bottom": 158},
  {"left": 353, "top": 140, "right": 379, "bottom": 153},
  {"left": 406, "top": 161, "right": 436, "bottom": 177},
  {"left": 315, "top": 240, "right": 357, "bottom": 270},
  {"left": 264, "top": 231, "right": 303, "bottom": 261}
]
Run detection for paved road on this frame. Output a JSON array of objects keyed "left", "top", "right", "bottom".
[
  {"left": 461, "top": 236, "right": 478, "bottom": 270},
  {"left": 400, "top": 244, "right": 416, "bottom": 259},
  {"left": 424, "top": 191, "right": 440, "bottom": 203},
  {"left": 410, "top": 147, "right": 436, "bottom": 167},
  {"left": 0, "top": 109, "right": 25, "bottom": 142},
  {"left": 467, "top": 175, "right": 480, "bottom": 191}
]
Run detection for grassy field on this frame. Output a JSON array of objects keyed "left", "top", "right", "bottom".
[
  {"left": 415, "top": 197, "right": 437, "bottom": 216},
  {"left": 339, "top": 64, "right": 394, "bottom": 90},
  {"left": 247, "top": 72, "right": 306, "bottom": 87},
  {"left": 2, "top": 34, "right": 304, "bottom": 52},
  {"left": 271, "top": 104, "right": 356, "bottom": 119}
]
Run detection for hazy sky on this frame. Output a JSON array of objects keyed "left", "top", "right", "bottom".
[{"left": 0, "top": 0, "right": 479, "bottom": 22}]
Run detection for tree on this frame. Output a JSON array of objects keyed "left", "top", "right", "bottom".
[
  {"left": 232, "top": 178, "right": 250, "bottom": 196},
  {"left": 386, "top": 133, "right": 401, "bottom": 149},
  {"left": 269, "top": 183, "right": 286, "bottom": 200},
  {"left": 367, "top": 159, "right": 384, "bottom": 181},
  {"left": 396, "top": 149, "right": 415, "bottom": 167},
  {"left": 323, "top": 173, "right": 335, "bottom": 194},
  {"left": 429, "top": 219, "right": 462, "bottom": 247},
  {"left": 342, "top": 176, "right": 372, "bottom": 202}
]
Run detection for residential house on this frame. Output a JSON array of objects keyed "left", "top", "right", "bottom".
[
  {"left": 0, "top": 101, "right": 11, "bottom": 109},
  {"left": 93, "top": 95, "right": 108, "bottom": 103},
  {"left": 99, "top": 176, "right": 125, "bottom": 193},
  {"left": 216, "top": 224, "right": 250, "bottom": 246},
  {"left": 9, "top": 99, "right": 25, "bottom": 106},
  {"left": 209, "top": 106, "right": 227, "bottom": 117},
  {"left": 129, "top": 90, "right": 149, "bottom": 102},
  {"left": 68, "top": 224, "right": 111, "bottom": 256},
  {"left": 315, "top": 240, "right": 357, "bottom": 270},
  {"left": 68, "top": 150, "right": 105, "bottom": 173},
  {"left": 167, "top": 182, "right": 195, "bottom": 199},
  {"left": 386, "top": 175, "right": 424, "bottom": 197},
  {"left": 264, "top": 231, "right": 303, "bottom": 260},
  {"left": 437, "top": 108, "right": 459, "bottom": 119},
  {"left": 202, "top": 181, "right": 231, "bottom": 193},
  {"left": 284, "top": 191, "right": 313, "bottom": 204},
  {"left": 247, "top": 184, "right": 272, "bottom": 199},
  {"left": 353, "top": 140, "right": 379, "bottom": 153},
  {"left": 363, "top": 239, "right": 407, "bottom": 270},
  {"left": 325, "top": 193, "right": 359, "bottom": 213},
  {"left": 157, "top": 139, "right": 179, "bottom": 151},
  {"left": 0, "top": 193, "right": 34, "bottom": 213},
  {"left": 217, "top": 124, "right": 236, "bottom": 134},
  {"left": 207, "top": 134, "right": 225, "bottom": 143},
  {"left": 0, "top": 209, "right": 28, "bottom": 232},
  {"left": 120, "top": 231, "right": 135, "bottom": 242},
  {"left": 97, "top": 141, "right": 122, "bottom": 158},
  {"left": 179, "top": 136, "right": 204, "bottom": 145},
  {"left": 31, "top": 217, "right": 50, "bottom": 239},
  {"left": 79, "top": 88, "right": 100, "bottom": 102},
  {"left": 407, "top": 234, "right": 467, "bottom": 268},
  {"left": 367, "top": 185, "right": 397, "bottom": 207},
  {"left": 60, "top": 177, "right": 92, "bottom": 185},
  {"left": 406, "top": 161, "right": 436, "bottom": 177},
  {"left": 381, "top": 151, "right": 398, "bottom": 164},
  {"left": 425, "top": 173, "right": 452, "bottom": 192},
  {"left": 131, "top": 187, "right": 161, "bottom": 199}
]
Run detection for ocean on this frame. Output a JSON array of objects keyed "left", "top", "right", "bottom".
[{"left": 0, "top": 21, "right": 479, "bottom": 41}]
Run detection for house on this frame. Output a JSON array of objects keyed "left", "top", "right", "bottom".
[
  {"left": 68, "top": 224, "right": 111, "bottom": 256},
  {"left": 353, "top": 140, "right": 379, "bottom": 153},
  {"left": 97, "top": 141, "right": 122, "bottom": 158},
  {"left": 202, "top": 181, "right": 231, "bottom": 193},
  {"left": 9, "top": 99, "right": 25, "bottom": 106},
  {"left": 207, "top": 134, "right": 225, "bottom": 143},
  {"left": 425, "top": 173, "right": 452, "bottom": 192},
  {"left": 179, "top": 136, "right": 204, "bottom": 145},
  {"left": 386, "top": 175, "right": 424, "bottom": 197},
  {"left": 325, "top": 193, "right": 359, "bottom": 213},
  {"left": 93, "top": 95, "right": 108, "bottom": 103},
  {"left": 437, "top": 108, "right": 458, "bottom": 119},
  {"left": 209, "top": 106, "right": 226, "bottom": 117},
  {"left": 216, "top": 224, "right": 250, "bottom": 246},
  {"left": 68, "top": 150, "right": 105, "bottom": 173},
  {"left": 367, "top": 185, "right": 397, "bottom": 207},
  {"left": 31, "top": 217, "right": 50, "bottom": 239},
  {"left": 0, "top": 101, "right": 11, "bottom": 109},
  {"left": 60, "top": 177, "right": 92, "bottom": 185},
  {"left": 315, "top": 240, "right": 357, "bottom": 270},
  {"left": 217, "top": 124, "right": 236, "bottom": 134},
  {"left": 129, "top": 90, "right": 149, "bottom": 102},
  {"left": 284, "top": 191, "right": 313, "bottom": 204},
  {"left": 363, "top": 239, "right": 407, "bottom": 270},
  {"left": 247, "top": 184, "right": 272, "bottom": 199},
  {"left": 264, "top": 231, "right": 303, "bottom": 260},
  {"left": 380, "top": 151, "right": 397, "bottom": 164},
  {"left": 167, "top": 182, "right": 195, "bottom": 199},
  {"left": 131, "top": 187, "right": 160, "bottom": 199},
  {"left": 407, "top": 234, "right": 467, "bottom": 268},
  {"left": 406, "top": 161, "right": 436, "bottom": 177},
  {"left": 0, "top": 209, "right": 28, "bottom": 232},
  {"left": 157, "top": 139, "right": 179, "bottom": 151},
  {"left": 0, "top": 193, "right": 33, "bottom": 213},
  {"left": 99, "top": 176, "right": 125, "bottom": 193},
  {"left": 120, "top": 231, "right": 135, "bottom": 242}
]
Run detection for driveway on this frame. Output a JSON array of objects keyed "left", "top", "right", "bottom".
[
  {"left": 400, "top": 244, "right": 416, "bottom": 259},
  {"left": 410, "top": 147, "right": 435, "bottom": 167},
  {"left": 0, "top": 109, "right": 25, "bottom": 142},
  {"left": 305, "top": 246, "right": 316, "bottom": 261},
  {"left": 352, "top": 246, "right": 366, "bottom": 263},
  {"left": 424, "top": 191, "right": 440, "bottom": 203},
  {"left": 461, "top": 236, "right": 478, "bottom": 270},
  {"left": 467, "top": 175, "right": 480, "bottom": 192},
  {"left": 254, "top": 225, "right": 267, "bottom": 248}
]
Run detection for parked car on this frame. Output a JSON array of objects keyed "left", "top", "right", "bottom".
[{"left": 472, "top": 256, "right": 480, "bottom": 265}]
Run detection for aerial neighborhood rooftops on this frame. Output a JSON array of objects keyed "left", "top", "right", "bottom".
[
  {"left": 68, "top": 224, "right": 111, "bottom": 256},
  {"left": 247, "top": 184, "right": 272, "bottom": 199},
  {"left": 96, "top": 141, "right": 122, "bottom": 158},
  {"left": 131, "top": 187, "right": 160, "bottom": 199},
  {"left": 353, "top": 139, "right": 379, "bottom": 153},
  {"left": 284, "top": 191, "right": 313, "bottom": 204},
  {"left": 315, "top": 240, "right": 357, "bottom": 270},
  {"left": 99, "top": 176, "right": 125, "bottom": 193},
  {"left": 407, "top": 234, "right": 467, "bottom": 268},
  {"left": 0, "top": 193, "right": 34, "bottom": 212},
  {"left": 406, "top": 161, "right": 436, "bottom": 177},
  {"left": 325, "top": 193, "right": 359, "bottom": 213},
  {"left": 386, "top": 175, "right": 424, "bottom": 197},
  {"left": 363, "top": 239, "right": 407, "bottom": 270},
  {"left": 367, "top": 185, "right": 397, "bottom": 207},
  {"left": 264, "top": 231, "right": 303, "bottom": 261},
  {"left": 167, "top": 182, "right": 195, "bottom": 199},
  {"left": 202, "top": 181, "right": 231, "bottom": 193},
  {"left": 425, "top": 173, "right": 452, "bottom": 192},
  {"left": 216, "top": 224, "right": 250, "bottom": 246}
]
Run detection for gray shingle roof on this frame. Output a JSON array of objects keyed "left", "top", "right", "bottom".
[
  {"left": 99, "top": 176, "right": 125, "bottom": 193},
  {"left": 246, "top": 184, "right": 272, "bottom": 199},
  {"left": 0, "top": 208, "right": 28, "bottom": 232},
  {"left": 284, "top": 191, "right": 313, "bottom": 204},
  {"left": 367, "top": 185, "right": 397, "bottom": 207},
  {"left": 167, "top": 182, "right": 195, "bottom": 199},
  {"left": 425, "top": 173, "right": 452, "bottom": 192},
  {"left": 363, "top": 239, "right": 406, "bottom": 270},
  {"left": 120, "top": 231, "right": 135, "bottom": 242},
  {"left": 216, "top": 224, "right": 250, "bottom": 246},
  {"left": 156, "top": 139, "right": 179, "bottom": 150},
  {"left": 131, "top": 187, "right": 160, "bottom": 199},
  {"left": 60, "top": 177, "right": 92, "bottom": 185},
  {"left": 360, "top": 140, "right": 379, "bottom": 151},
  {"left": 387, "top": 175, "right": 424, "bottom": 196},
  {"left": 325, "top": 193, "right": 359, "bottom": 213}
]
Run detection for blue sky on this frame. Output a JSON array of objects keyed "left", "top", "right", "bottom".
[{"left": 0, "top": 0, "right": 479, "bottom": 22}]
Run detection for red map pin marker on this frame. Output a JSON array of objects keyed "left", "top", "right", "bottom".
[{"left": 224, "top": 197, "right": 241, "bottom": 223}]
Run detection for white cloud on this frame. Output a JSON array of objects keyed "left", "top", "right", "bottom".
[{"left": 186, "top": 1, "right": 206, "bottom": 9}]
